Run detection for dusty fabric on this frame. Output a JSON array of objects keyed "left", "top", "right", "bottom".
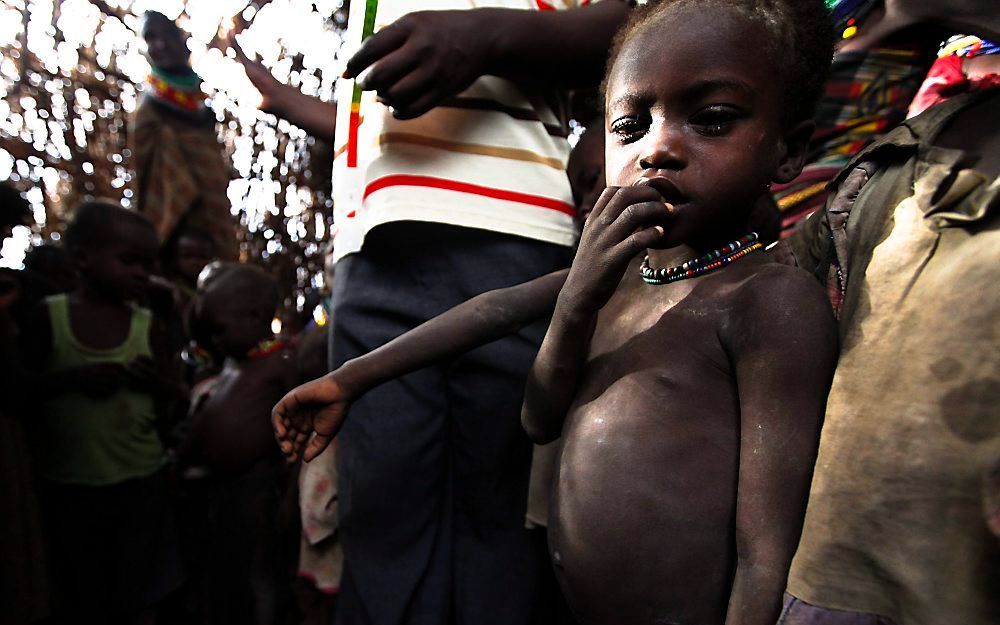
[
  {"left": 297, "top": 442, "right": 343, "bottom": 593},
  {"left": 131, "top": 97, "right": 238, "bottom": 260},
  {"left": 786, "top": 92, "right": 1000, "bottom": 625}
]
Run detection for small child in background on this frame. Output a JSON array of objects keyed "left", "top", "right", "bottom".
[
  {"left": 184, "top": 261, "right": 299, "bottom": 625},
  {"left": 18, "top": 201, "right": 182, "bottom": 625},
  {"left": 153, "top": 219, "right": 218, "bottom": 390},
  {"left": 158, "top": 219, "right": 216, "bottom": 312}
]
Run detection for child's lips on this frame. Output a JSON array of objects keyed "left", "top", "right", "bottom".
[{"left": 634, "top": 176, "right": 688, "bottom": 206}]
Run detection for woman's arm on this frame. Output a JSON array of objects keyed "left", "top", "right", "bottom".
[{"left": 234, "top": 42, "right": 337, "bottom": 142}]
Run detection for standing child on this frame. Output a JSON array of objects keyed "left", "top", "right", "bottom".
[
  {"left": 18, "top": 201, "right": 182, "bottom": 625},
  {"left": 185, "top": 262, "right": 299, "bottom": 625},
  {"left": 276, "top": 1, "right": 839, "bottom": 623}
]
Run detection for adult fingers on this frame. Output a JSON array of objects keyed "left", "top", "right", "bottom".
[
  {"left": 358, "top": 45, "right": 420, "bottom": 95},
  {"left": 386, "top": 78, "right": 446, "bottom": 120},
  {"left": 377, "top": 63, "right": 442, "bottom": 116},
  {"left": 344, "top": 24, "right": 409, "bottom": 79}
]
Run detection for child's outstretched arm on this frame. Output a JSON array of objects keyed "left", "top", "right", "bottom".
[
  {"left": 522, "top": 186, "right": 670, "bottom": 443},
  {"left": 722, "top": 269, "right": 838, "bottom": 625},
  {"left": 273, "top": 269, "right": 569, "bottom": 463}
]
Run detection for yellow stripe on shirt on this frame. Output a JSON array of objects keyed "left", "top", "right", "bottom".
[{"left": 377, "top": 132, "right": 566, "bottom": 170}]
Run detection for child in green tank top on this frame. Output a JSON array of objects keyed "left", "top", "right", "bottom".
[{"left": 18, "top": 201, "right": 183, "bottom": 624}]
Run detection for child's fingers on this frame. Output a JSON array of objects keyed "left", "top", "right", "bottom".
[
  {"left": 304, "top": 433, "right": 333, "bottom": 463},
  {"left": 592, "top": 186, "right": 664, "bottom": 235},
  {"left": 584, "top": 187, "right": 621, "bottom": 228},
  {"left": 605, "top": 199, "right": 672, "bottom": 244},
  {"left": 613, "top": 225, "right": 666, "bottom": 260}
]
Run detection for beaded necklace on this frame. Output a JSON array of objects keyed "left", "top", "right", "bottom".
[
  {"left": 148, "top": 67, "right": 205, "bottom": 113},
  {"left": 247, "top": 337, "right": 287, "bottom": 360},
  {"left": 640, "top": 232, "right": 762, "bottom": 285}
]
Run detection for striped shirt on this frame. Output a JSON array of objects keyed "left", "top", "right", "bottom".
[{"left": 331, "top": 0, "right": 597, "bottom": 263}]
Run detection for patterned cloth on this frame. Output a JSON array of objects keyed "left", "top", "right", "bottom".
[
  {"left": 771, "top": 47, "right": 928, "bottom": 238},
  {"left": 131, "top": 75, "right": 238, "bottom": 261}
]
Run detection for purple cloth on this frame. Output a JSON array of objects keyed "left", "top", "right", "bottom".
[{"left": 778, "top": 594, "right": 899, "bottom": 625}]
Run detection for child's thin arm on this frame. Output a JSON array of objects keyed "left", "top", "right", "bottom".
[
  {"left": 522, "top": 186, "right": 670, "bottom": 443},
  {"left": 520, "top": 293, "right": 596, "bottom": 444},
  {"left": 273, "top": 269, "right": 568, "bottom": 463},
  {"left": 724, "top": 271, "right": 838, "bottom": 625}
]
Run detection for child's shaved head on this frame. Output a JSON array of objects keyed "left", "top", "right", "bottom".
[
  {"left": 606, "top": 0, "right": 835, "bottom": 124},
  {"left": 199, "top": 261, "right": 279, "bottom": 312}
]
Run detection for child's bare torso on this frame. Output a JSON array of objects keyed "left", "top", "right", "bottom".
[
  {"left": 193, "top": 347, "right": 295, "bottom": 473},
  {"left": 550, "top": 254, "right": 774, "bottom": 625}
]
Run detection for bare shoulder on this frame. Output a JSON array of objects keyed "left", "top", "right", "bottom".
[
  {"left": 734, "top": 260, "right": 828, "bottom": 313},
  {"left": 721, "top": 260, "right": 836, "bottom": 348}
]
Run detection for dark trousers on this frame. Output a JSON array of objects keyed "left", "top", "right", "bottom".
[{"left": 329, "top": 223, "right": 572, "bottom": 625}]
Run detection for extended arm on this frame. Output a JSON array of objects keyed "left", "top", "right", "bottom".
[
  {"left": 273, "top": 269, "right": 568, "bottom": 462},
  {"left": 234, "top": 41, "right": 337, "bottom": 142},
  {"left": 723, "top": 269, "right": 838, "bottom": 625}
]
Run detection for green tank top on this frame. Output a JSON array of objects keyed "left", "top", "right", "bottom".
[{"left": 36, "top": 294, "right": 165, "bottom": 485}]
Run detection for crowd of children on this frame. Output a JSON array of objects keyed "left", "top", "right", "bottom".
[{"left": 1, "top": 1, "right": 998, "bottom": 625}]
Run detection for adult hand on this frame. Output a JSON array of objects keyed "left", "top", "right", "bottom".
[
  {"left": 272, "top": 372, "right": 355, "bottom": 463},
  {"left": 344, "top": 10, "right": 496, "bottom": 120},
  {"left": 560, "top": 186, "right": 670, "bottom": 313},
  {"left": 231, "top": 35, "right": 293, "bottom": 115}
]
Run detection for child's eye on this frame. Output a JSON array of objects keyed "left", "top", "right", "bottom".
[
  {"left": 690, "top": 106, "right": 742, "bottom": 137},
  {"left": 610, "top": 116, "right": 647, "bottom": 143}
]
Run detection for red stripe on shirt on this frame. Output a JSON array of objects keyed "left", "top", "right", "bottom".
[{"left": 363, "top": 174, "right": 576, "bottom": 217}]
